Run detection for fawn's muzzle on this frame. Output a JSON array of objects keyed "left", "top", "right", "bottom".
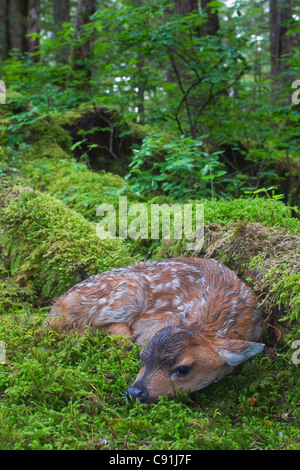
[{"left": 125, "top": 384, "right": 149, "bottom": 404}]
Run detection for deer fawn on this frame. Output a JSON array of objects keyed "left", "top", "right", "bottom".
[{"left": 49, "top": 257, "right": 264, "bottom": 403}]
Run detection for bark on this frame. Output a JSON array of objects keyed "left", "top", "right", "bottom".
[
  {"left": 53, "top": 0, "right": 70, "bottom": 27},
  {"left": 74, "top": 0, "right": 97, "bottom": 31},
  {"left": 200, "top": 0, "right": 219, "bottom": 36},
  {"left": 175, "top": 0, "right": 198, "bottom": 16},
  {"left": 53, "top": 0, "right": 71, "bottom": 63},
  {"left": 0, "top": 0, "right": 41, "bottom": 57},
  {"left": 8, "top": 0, "right": 29, "bottom": 53},
  {"left": 269, "top": 0, "right": 293, "bottom": 79},
  {"left": 27, "top": 0, "right": 40, "bottom": 55},
  {"left": 71, "top": 0, "right": 97, "bottom": 63},
  {"left": 0, "top": 0, "right": 9, "bottom": 59},
  {"left": 174, "top": 0, "right": 202, "bottom": 38}
]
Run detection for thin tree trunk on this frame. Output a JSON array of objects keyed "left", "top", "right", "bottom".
[
  {"left": 53, "top": 0, "right": 71, "bottom": 63},
  {"left": 269, "top": 0, "right": 293, "bottom": 79},
  {"left": 71, "top": 0, "right": 97, "bottom": 63},
  {"left": 8, "top": 0, "right": 29, "bottom": 53},
  {"left": 0, "top": 0, "right": 41, "bottom": 58},
  {"left": 200, "top": 0, "right": 219, "bottom": 36},
  {"left": 0, "top": 0, "right": 10, "bottom": 59},
  {"left": 175, "top": 0, "right": 198, "bottom": 16},
  {"left": 53, "top": 0, "right": 70, "bottom": 27},
  {"left": 27, "top": 0, "right": 40, "bottom": 55}
]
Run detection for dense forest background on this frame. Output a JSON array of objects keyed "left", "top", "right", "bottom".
[
  {"left": 0, "top": 0, "right": 300, "bottom": 451},
  {"left": 0, "top": 0, "right": 300, "bottom": 204}
]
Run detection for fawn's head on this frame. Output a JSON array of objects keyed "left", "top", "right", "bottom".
[{"left": 125, "top": 325, "right": 264, "bottom": 404}]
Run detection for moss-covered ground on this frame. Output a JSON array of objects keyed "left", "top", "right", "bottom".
[
  {"left": 0, "top": 307, "right": 299, "bottom": 450},
  {"left": 0, "top": 110, "right": 299, "bottom": 450}
]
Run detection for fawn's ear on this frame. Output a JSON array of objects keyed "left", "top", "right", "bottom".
[{"left": 218, "top": 339, "right": 265, "bottom": 366}]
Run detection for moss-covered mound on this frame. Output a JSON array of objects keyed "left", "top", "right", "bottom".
[
  {"left": 199, "top": 221, "right": 300, "bottom": 343},
  {"left": 0, "top": 181, "right": 136, "bottom": 302},
  {"left": 22, "top": 158, "right": 141, "bottom": 222},
  {"left": 140, "top": 197, "right": 300, "bottom": 347},
  {"left": 54, "top": 105, "right": 138, "bottom": 173},
  {"left": 0, "top": 304, "right": 299, "bottom": 450},
  {"left": 24, "top": 117, "right": 73, "bottom": 161},
  {"left": 0, "top": 105, "right": 299, "bottom": 451}
]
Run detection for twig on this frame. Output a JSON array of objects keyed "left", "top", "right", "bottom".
[
  {"left": 97, "top": 144, "right": 122, "bottom": 163},
  {"left": 102, "top": 416, "right": 118, "bottom": 439},
  {"left": 144, "top": 247, "right": 154, "bottom": 261},
  {"left": 241, "top": 417, "right": 269, "bottom": 445},
  {"left": 272, "top": 438, "right": 300, "bottom": 450},
  {"left": 93, "top": 104, "right": 122, "bottom": 163},
  {"left": 70, "top": 396, "right": 88, "bottom": 439},
  {"left": 244, "top": 267, "right": 261, "bottom": 283},
  {"left": 266, "top": 322, "right": 283, "bottom": 341},
  {"left": 121, "top": 430, "right": 130, "bottom": 450},
  {"left": 205, "top": 137, "right": 237, "bottom": 171},
  {"left": 167, "top": 49, "right": 194, "bottom": 136},
  {"left": 272, "top": 372, "right": 288, "bottom": 405}
]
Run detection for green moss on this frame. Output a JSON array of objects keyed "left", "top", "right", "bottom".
[
  {"left": 0, "top": 258, "right": 34, "bottom": 310},
  {"left": 189, "top": 220, "right": 300, "bottom": 343},
  {"left": 137, "top": 196, "right": 300, "bottom": 261},
  {"left": 0, "top": 278, "right": 34, "bottom": 311},
  {"left": 53, "top": 105, "right": 97, "bottom": 129},
  {"left": 22, "top": 158, "right": 140, "bottom": 222},
  {"left": 250, "top": 255, "right": 300, "bottom": 328},
  {"left": 0, "top": 309, "right": 299, "bottom": 450},
  {"left": 1, "top": 97, "right": 300, "bottom": 451},
  {"left": 0, "top": 182, "right": 136, "bottom": 301},
  {"left": 196, "top": 197, "right": 300, "bottom": 232},
  {"left": 25, "top": 117, "right": 73, "bottom": 161},
  {"left": 0, "top": 91, "right": 31, "bottom": 120},
  {"left": 0, "top": 104, "right": 73, "bottom": 164}
]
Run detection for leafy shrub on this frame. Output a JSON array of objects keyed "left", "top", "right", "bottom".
[{"left": 126, "top": 133, "right": 226, "bottom": 199}]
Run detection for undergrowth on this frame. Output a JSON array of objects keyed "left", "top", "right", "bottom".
[
  {"left": 0, "top": 309, "right": 299, "bottom": 450},
  {"left": 0, "top": 181, "right": 135, "bottom": 301},
  {"left": 0, "top": 102, "right": 299, "bottom": 451}
]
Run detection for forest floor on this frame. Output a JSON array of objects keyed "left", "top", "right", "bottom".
[{"left": 0, "top": 107, "right": 299, "bottom": 450}]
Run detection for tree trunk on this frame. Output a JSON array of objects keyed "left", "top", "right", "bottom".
[
  {"left": 74, "top": 0, "right": 97, "bottom": 31},
  {"left": 269, "top": 0, "right": 293, "bottom": 79},
  {"left": 27, "top": 0, "right": 40, "bottom": 55},
  {"left": 53, "top": 0, "right": 71, "bottom": 63},
  {"left": 0, "top": 0, "right": 10, "bottom": 59},
  {"left": 175, "top": 0, "right": 198, "bottom": 16},
  {"left": 200, "top": 0, "right": 219, "bottom": 36},
  {"left": 71, "top": 0, "right": 97, "bottom": 63},
  {"left": 8, "top": 0, "right": 29, "bottom": 53},
  {"left": 0, "top": 0, "right": 41, "bottom": 58},
  {"left": 53, "top": 0, "right": 70, "bottom": 28}
]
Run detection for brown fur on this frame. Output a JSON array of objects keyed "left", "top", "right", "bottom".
[{"left": 49, "top": 258, "right": 265, "bottom": 403}]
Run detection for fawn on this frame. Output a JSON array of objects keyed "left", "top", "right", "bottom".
[{"left": 49, "top": 257, "right": 264, "bottom": 403}]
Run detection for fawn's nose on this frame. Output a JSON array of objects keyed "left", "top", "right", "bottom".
[{"left": 125, "top": 384, "right": 149, "bottom": 404}]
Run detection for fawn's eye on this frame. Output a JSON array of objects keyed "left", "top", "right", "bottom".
[{"left": 175, "top": 365, "right": 192, "bottom": 376}]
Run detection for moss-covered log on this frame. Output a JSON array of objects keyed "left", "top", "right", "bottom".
[
  {"left": 197, "top": 221, "right": 300, "bottom": 343},
  {"left": 0, "top": 182, "right": 136, "bottom": 302},
  {"left": 55, "top": 105, "right": 139, "bottom": 174},
  {"left": 22, "top": 158, "right": 141, "bottom": 222},
  {"left": 146, "top": 198, "right": 300, "bottom": 347}
]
